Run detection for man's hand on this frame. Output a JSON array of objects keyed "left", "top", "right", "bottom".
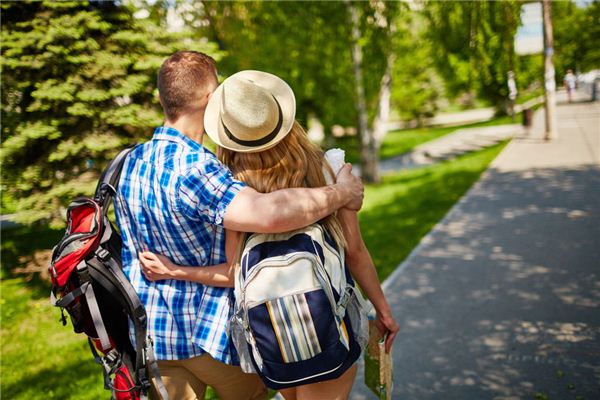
[{"left": 336, "top": 163, "right": 364, "bottom": 211}]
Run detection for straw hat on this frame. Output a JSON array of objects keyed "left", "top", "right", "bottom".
[{"left": 204, "top": 70, "right": 296, "bottom": 153}]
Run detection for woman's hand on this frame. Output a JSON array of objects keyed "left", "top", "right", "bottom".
[
  {"left": 139, "top": 251, "right": 179, "bottom": 281},
  {"left": 138, "top": 251, "right": 234, "bottom": 287},
  {"left": 375, "top": 312, "right": 400, "bottom": 354}
]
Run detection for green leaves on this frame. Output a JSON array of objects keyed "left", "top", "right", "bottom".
[
  {"left": 31, "top": 79, "right": 77, "bottom": 103},
  {"left": 423, "top": 0, "right": 522, "bottom": 108},
  {"left": 102, "top": 104, "right": 162, "bottom": 128},
  {"left": 1, "top": 1, "right": 219, "bottom": 226},
  {"left": 1, "top": 121, "right": 62, "bottom": 161},
  {"left": 552, "top": 1, "right": 600, "bottom": 79}
]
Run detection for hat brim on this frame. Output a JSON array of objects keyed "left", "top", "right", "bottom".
[{"left": 204, "top": 70, "right": 296, "bottom": 153}]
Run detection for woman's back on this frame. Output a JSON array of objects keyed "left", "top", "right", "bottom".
[{"left": 218, "top": 120, "right": 346, "bottom": 251}]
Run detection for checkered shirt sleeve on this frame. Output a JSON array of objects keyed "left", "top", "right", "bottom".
[{"left": 176, "top": 160, "right": 244, "bottom": 226}]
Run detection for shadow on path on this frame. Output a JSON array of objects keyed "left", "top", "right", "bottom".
[{"left": 352, "top": 166, "right": 600, "bottom": 399}]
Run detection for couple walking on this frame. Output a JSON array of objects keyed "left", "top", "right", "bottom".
[{"left": 114, "top": 50, "right": 399, "bottom": 400}]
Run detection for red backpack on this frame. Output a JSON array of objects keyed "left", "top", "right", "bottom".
[{"left": 49, "top": 148, "right": 168, "bottom": 400}]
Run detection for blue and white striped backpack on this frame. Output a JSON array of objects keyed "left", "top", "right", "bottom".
[{"left": 229, "top": 224, "right": 369, "bottom": 389}]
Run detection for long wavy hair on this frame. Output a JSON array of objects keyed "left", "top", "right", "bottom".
[{"left": 217, "top": 120, "right": 347, "bottom": 262}]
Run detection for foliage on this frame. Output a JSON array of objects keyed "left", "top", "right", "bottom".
[
  {"left": 423, "top": 0, "right": 522, "bottom": 109},
  {"left": 553, "top": 1, "right": 600, "bottom": 79},
  {"left": 423, "top": 0, "right": 598, "bottom": 107},
  {"left": 0, "top": 0, "right": 220, "bottom": 226},
  {"left": 193, "top": 1, "right": 408, "bottom": 182},
  {"left": 196, "top": 1, "right": 356, "bottom": 131},
  {"left": 196, "top": 1, "right": 398, "bottom": 126},
  {"left": 391, "top": 12, "right": 444, "bottom": 123},
  {"left": 514, "top": 54, "right": 543, "bottom": 96}
]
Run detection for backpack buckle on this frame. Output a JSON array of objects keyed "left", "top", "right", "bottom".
[
  {"left": 96, "top": 248, "right": 111, "bottom": 262},
  {"left": 95, "top": 183, "right": 117, "bottom": 202},
  {"left": 137, "top": 367, "right": 151, "bottom": 390},
  {"left": 105, "top": 349, "right": 121, "bottom": 367},
  {"left": 336, "top": 287, "right": 353, "bottom": 316},
  {"left": 76, "top": 260, "right": 91, "bottom": 282}
]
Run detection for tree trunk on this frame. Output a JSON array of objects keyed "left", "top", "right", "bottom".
[
  {"left": 347, "top": 1, "right": 379, "bottom": 183},
  {"left": 372, "top": 51, "right": 396, "bottom": 159}
]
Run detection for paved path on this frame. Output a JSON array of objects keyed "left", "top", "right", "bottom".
[{"left": 351, "top": 95, "right": 600, "bottom": 399}]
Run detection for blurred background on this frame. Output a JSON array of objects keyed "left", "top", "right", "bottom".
[{"left": 1, "top": 1, "right": 598, "bottom": 399}]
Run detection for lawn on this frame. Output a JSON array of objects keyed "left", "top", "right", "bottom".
[
  {"left": 1, "top": 278, "right": 107, "bottom": 399},
  {"left": 335, "top": 114, "right": 516, "bottom": 164},
  {"left": 0, "top": 141, "right": 507, "bottom": 399}
]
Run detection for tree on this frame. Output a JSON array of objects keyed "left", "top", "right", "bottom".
[
  {"left": 391, "top": 10, "right": 444, "bottom": 125},
  {"left": 1, "top": 0, "right": 220, "bottom": 226},
  {"left": 195, "top": 0, "right": 404, "bottom": 182},
  {"left": 198, "top": 1, "right": 357, "bottom": 131},
  {"left": 424, "top": 0, "right": 522, "bottom": 109},
  {"left": 552, "top": 1, "right": 600, "bottom": 80},
  {"left": 347, "top": 0, "right": 404, "bottom": 183}
]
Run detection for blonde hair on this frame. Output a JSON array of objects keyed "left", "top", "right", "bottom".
[{"left": 217, "top": 121, "right": 347, "bottom": 261}]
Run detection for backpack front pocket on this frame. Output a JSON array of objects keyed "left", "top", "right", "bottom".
[
  {"left": 267, "top": 292, "right": 322, "bottom": 363},
  {"left": 248, "top": 289, "right": 347, "bottom": 364}
]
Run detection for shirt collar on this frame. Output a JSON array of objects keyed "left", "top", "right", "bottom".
[{"left": 152, "top": 126, "right": 203, "bottom": 151}]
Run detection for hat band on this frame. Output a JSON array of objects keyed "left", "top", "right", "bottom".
[{"left": 221, "top": 97, "right": 283, "bottom": 148}]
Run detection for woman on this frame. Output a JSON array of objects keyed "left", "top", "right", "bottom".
[{"left": 139, "top": 71, "right": 399, "bottom": 400}]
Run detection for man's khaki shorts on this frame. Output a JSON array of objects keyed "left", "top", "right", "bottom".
[{"left": 151, "top": 353, "right": 267, "bottom": 400}]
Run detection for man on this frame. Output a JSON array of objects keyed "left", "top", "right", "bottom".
[{"left": 114, "top": 51, "right": 364, "bottom": 399}]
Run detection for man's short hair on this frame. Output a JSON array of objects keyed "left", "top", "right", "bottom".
[{"left": 157, "top": 51, "right": 217, "bottom": 122}]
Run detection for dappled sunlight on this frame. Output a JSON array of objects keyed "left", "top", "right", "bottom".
[
  {"left": 553, "top": 282, "right": 600, "bottom": 308},
  {"left": 405, "top": 318, "right": 436, "bottom": 330},
  {"left": 401, "top": 286, "right": 435, "bottom": 299},
  {"left": 351, "top": 165, "right": 600, "bottom": 399},
  {"left": 422, "top": 241, "right": 481, "bottom": 261},
  {"left": 358, "top": 144, "right": 508, "bottom": 279}
]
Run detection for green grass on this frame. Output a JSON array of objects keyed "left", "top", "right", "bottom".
[
  {"left": 517, "top": 88, "right": 544, "bottom": 105},
  {"left": 0, "top": 224, "right": 108, "bottom": 399},
  {"left": 0, "top": 142, "right": 507, "bottom": 398},
  {"left": 1, "top": 278, "right": 106, "bottom": 399},
  {"left": 442, "top": 97, "right": 492, "bottom": 114},
  {"left": 1, "top": 225, "right": 64, "bottom": 274},
  {"left": 358, "top": 141, "right": 508, "bottom": 280},
  {"left": 334, "top": 114, "right": 516, "bottom": 164},
  {"left": 0, "top": 229, "right": 227, "bottom": 399}
]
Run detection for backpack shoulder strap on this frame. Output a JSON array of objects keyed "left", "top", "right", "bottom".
[{"left": 95, "top": 145, "right": 136, "bottom": 209}]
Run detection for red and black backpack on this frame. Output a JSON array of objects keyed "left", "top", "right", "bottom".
[{"left": 49, "top": 148, "right": 168, "bottom": 400}]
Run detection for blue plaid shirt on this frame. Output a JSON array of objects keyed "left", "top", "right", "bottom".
[{"left": 114, "top": 127, "right": 245, "bottom": 363}]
